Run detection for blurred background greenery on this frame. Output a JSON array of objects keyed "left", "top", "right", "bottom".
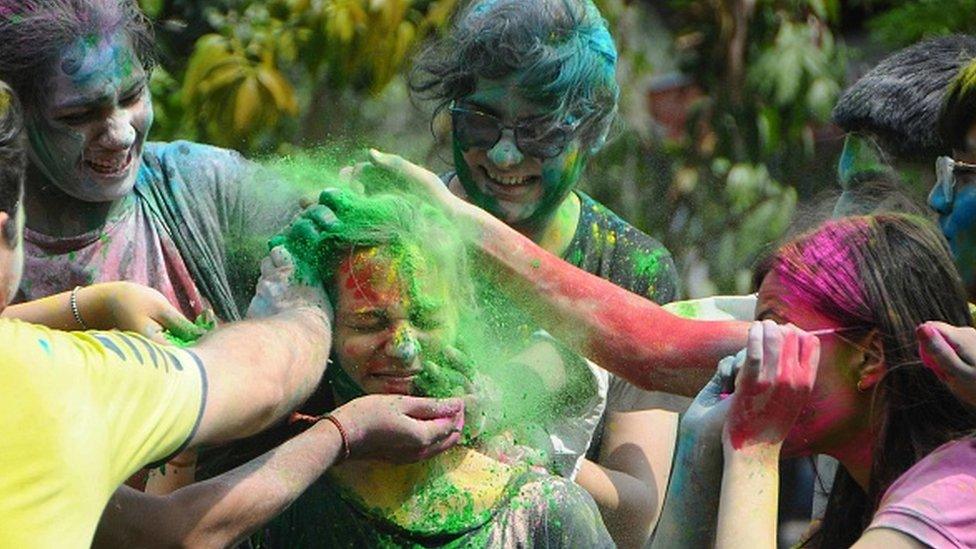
[{"left": 138, "top": 0, "right": 976, "bottom": 297}]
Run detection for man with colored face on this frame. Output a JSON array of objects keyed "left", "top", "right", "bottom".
[
  {"left": 0, "top": 0, "right": 309, "bottom": 490},
  {"left": 409, "top": 1, "right": 682, "bottom": 545},
  {"left": 931, "top": 58, "right": 976, "bottom": 298}
]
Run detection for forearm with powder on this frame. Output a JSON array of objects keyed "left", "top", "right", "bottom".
[
  {"left": 465, "top": 208, "right": 748, "bottom": 396},
  {"left": 649, "top": 429, "right": 724, "bottom": 548},
  {"left": 193, "top": 307, "right": 332, "bottom": 441},
  {"left": 94, "top": 420, "right": 344, "bottom": 549}
]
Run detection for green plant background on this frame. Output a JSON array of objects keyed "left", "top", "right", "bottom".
[{"left": 140, "top": 0, "right": 975, "bottom": 296}]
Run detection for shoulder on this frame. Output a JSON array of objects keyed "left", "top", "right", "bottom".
[
  {"left": 574, "top": 191, "right": 679, "bottom": 301},
  {"left": 140, "top": 141, "right": 251, "bottom": 188},
  {"left": 868, "top": 438, "right": 976, "bottom": 548}
]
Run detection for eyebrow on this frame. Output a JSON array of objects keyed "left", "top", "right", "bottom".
[{"left": 53, "top": 79, "right": 146, "bottom": 112}]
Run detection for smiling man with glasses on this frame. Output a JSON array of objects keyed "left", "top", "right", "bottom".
[{"left": 408, "top": 1, "right": 683, "bottom": 546}]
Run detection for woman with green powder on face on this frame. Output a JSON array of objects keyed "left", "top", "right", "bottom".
[
  {"left": 254, "top": 190, "right": 613, "bottom": 548},
  {"left": 404, "top": 1, "right": 684, "bottom": 544}
]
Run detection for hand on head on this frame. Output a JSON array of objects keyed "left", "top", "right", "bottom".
[
  {"left": 247, "top": 212, "right": 334, "bottom": 322},
  {"left": 917, "top": 321, "right": 976, "bottom": 407},
  {"left": 330, "top": 395, "right": 465, "bottom": 463},
  {"left": 365, "top": 149, "right": 475, "bottom": 220},
  {"left": 723, "top": 320, "right": 820, "bottom": 452}
]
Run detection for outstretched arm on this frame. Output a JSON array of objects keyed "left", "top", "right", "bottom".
[
  {"left": 362, "top": 150, "right": 749, "bottom": 396},
  {"left": 94, "top": 395, "right": 464, "bottom": 548}
]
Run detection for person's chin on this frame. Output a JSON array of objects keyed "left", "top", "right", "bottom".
[{"left": 366, "top": 375, "right": 417, "bottom": 395}]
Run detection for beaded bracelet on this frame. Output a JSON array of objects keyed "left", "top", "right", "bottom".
[{"left": 70, "top": 286, "right": 90, "bottom": 330}]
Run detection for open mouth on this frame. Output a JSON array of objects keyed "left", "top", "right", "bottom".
[
  {"left": 481, "top": 166, "right": 540, "bottom": 188},
  {"left": 84, "top": 149, "right": 134, "bottom": 179}
]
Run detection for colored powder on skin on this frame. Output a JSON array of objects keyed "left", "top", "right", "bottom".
[
  {"left": 633, "top": 248, "right": 667, "bottom": 280},
  {"left": 163, "top": 313, "right": 216, "bottom": 347},
  {"left": 245, "top": 152, "right": 607, "bottom": 536}
]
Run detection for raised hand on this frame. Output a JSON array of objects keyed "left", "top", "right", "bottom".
[
  {"left": 246, "top": 245, "right": 332, "bottom": 321},
  {"left": 917, "top": 321, "right": 976, "bottom": 407},
  {"left": 724, "top": 321, "right": 820, "bottom": 452},
  {"left": 365, "top": 149, "right": 477, "bottom": 220},
  {"left": 330, "top": 395, "right": 465, "bottom": 463}
]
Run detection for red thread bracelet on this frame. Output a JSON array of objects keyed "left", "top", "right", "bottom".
[{"left": 322, "top": 414, "right": 351, "bottom": 462}]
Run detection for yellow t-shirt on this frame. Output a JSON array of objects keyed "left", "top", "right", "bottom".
[{"left": 0, "top": 319, "right": 206, "bottom": 548}]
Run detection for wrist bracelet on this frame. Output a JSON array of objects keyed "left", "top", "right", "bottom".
[
  {"left": 322, "top": 414, "right": 351, "bottom": 462},
  {"left": 70, "top": 286, "right": 90, "bottom": 330}
]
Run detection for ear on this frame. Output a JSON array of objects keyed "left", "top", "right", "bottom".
[
  {"left": 588, "top": 127, "right": 610, "bottom": 156},
  {"left": 856, "top": 330, "right": 886, "bottom": 391}
]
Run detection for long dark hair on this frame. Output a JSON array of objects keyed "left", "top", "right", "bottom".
[{"left": 766, "top": 214, "right": 976, "bottom": 547}]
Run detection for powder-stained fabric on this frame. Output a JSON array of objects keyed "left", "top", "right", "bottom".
[
  {"left": 256, "top": 471, "right": 614, "bottom": 548},
  {"left": 19, "top": 140, "right": 303, "bottom": 322},
  {"left": 867, "top": 437, "right": 976, "bottom": 548}
]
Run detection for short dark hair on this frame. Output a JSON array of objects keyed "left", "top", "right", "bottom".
[
  {"left": 410, "top": 0, "right": 619, "bottom": 151},
  {"left": 939, "top": 57, "right": 976, "bottom": 153},
  {"left": 0, "top": 0, "right": 156, "bottom": 112},
  {"left": 0, "top": 80, "right": 25, "bottom": 247},
  {"left": 833, "top": 35, "right": 976, "bottom": 160}
]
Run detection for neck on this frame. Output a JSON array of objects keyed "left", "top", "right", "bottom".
[
  {"left": 824, "top": 426, "right": 875, "bottom": 491},
  {"left": 24, "top": 164, "right": 120, "bottom": 237},
  {"left": 448, "top": 176, "right": 581, "bottom": 255}
]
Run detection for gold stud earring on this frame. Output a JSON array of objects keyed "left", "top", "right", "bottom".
[{"left": 856, "top": 378, "right": 867, "bottom": 392}]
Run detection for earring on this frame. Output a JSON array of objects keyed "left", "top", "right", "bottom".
[{"left": 856, "top": 378, "right": 867, "bottom": 392}]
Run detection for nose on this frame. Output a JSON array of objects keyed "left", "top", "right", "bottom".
[
  {"left": 385, "top": 323, "right": 420, "bottom": 363},
  {"left": 97, "top": 109, "right": 136, "bottom": 151},
  {"left": 487, "top": 129, "right": 524, "bottom": 169}
]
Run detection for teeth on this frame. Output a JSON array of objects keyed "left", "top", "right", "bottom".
[
  {"left": 86, "top": 152, "right": 130, "bottom": 174},
  {"left": 485, "top": 168, "right": 531, "bottom": 186}
]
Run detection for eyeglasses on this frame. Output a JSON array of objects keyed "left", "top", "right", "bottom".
[
  {"left": 449, "top": 106, "right": 578, "bottom": 159},
  {"left": 932, "top": 155, "right": 976, "bottom": 204}
]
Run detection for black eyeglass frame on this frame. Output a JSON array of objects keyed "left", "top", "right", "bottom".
[{"left": 448, "top": 105, "right": 580, "bottom": 160}]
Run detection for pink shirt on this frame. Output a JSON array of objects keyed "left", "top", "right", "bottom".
[
  {"left": 868, "top": 437, "right": 976, "bottom": 548},
  {"left": 19, "top": 195, "right": 209, "bottom": 320}
]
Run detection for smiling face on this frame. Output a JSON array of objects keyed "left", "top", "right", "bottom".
[
  {"left": 754, "top": 271, "right": 875, "bottom": 458},
  {"left": 453, "top": 77, "right": 585, "bottom": 228},
  {"left": 333, "top": 248, "right": 458, "bottom": 396},
  {"left": 26, "top": 30, "right": 152, "bottom": 203}
]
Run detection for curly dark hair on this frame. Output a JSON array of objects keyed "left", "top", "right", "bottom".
[{"left": 410, "top": 0, "right": 619, "bottom": 151}]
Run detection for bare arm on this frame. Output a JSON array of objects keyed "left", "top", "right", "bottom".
[
  {"left": 189, "top": 305, "right": 331, "bottom": 447},
  {"left": 93, "top": 395, "right": 464, "bottom": 548},
  {"left": 94, "top": 419, "right": 344, "bottom": 549},
  {"left": 576, "top": 408, "right": 678, "bottom": 548},
  {"left": 2, "top": 282, "right": 204, "bottom": 342},
  {"left": 364, "top": 150, "right": 749, "bottom": 396}
]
